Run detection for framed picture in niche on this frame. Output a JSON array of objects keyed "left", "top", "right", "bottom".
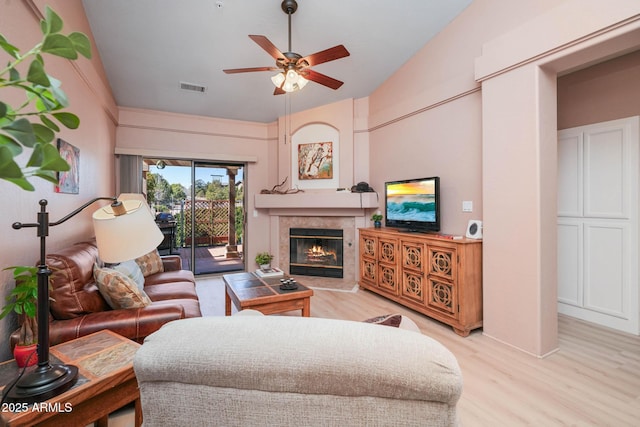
[
  {"left": 297, "top": 141, "right": 333, "bottom": 180},
  {"left": 55, "top": 138, "right": 80, "bottom": 194}
]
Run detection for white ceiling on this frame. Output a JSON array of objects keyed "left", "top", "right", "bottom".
[{"left": 82, "top": 0, "right": 472, "bottom": 123}]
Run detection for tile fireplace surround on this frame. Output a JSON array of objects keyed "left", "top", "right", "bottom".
[
  {"left": 280, "top": 216, "right": 355, "bottom": 282},
  {"left": 255, "top": 192, "right": 379, "bottom": 283}
]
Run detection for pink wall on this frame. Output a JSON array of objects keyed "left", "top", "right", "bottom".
[
  {"left": 558, "top": 50, "right": 640, "bottom": 130},
  {"left": 0, "top": 0, "right": 117, "bottom": 360}
]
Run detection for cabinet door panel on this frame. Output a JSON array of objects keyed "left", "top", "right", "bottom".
[
  {"left": 361, "top": 257, "right": 377, "bottom": 285},
  {"left": 378, "top": 238, "right": 398, "bottom": 264},
  {"left": 361, "top": 234, "right": 377, "bottom": 258},
  {"left": 428, "top": 246, "right": 457, "bottom": 282},
  {"left": 402, "top": 240, "right": 425, "bottom": 272},
  {"left": 428, "top": 278, "right": 458, "bottom": 319},
  {"left": 401, "top": 270, "right": 424, "bottom": 304},
  {"left": 378, "top": 263, "right": 399, "bottom": 294}
]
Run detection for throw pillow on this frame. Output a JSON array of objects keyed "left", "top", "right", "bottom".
[
  {"left": 135, "top": 249, "right": 164, "bottom": 277},
  {"left": 112, "top": 259, "right": 145, "bottom": 290},
  {"left": 93, "top": 265, "right": 152, "bottom": 309},
  {"left": 363, "top": 313, "right": 403, "bottom": 328},
  {"left": 363, "top": 313, "right": 421, "bottom": 332}
]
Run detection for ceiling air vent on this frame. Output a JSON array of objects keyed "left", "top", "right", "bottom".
[{"left": 180, "top": 82, "right": 207, "bottom": 93}]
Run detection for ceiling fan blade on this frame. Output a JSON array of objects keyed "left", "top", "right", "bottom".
[
  {"left": 274, "top": 86, "right": 286, "bottom": 95},
  {"left": 249, "top": 35, "right": 286, "bottom": 61},
  {"left": 303, "top": 69, "right": 344, "bottom": 90},
  {"left": 298, "top": 45, "right": 350, "bottom": 67},
  {"left": 223, "top": 66, "right": 278, "bottom": 74}
]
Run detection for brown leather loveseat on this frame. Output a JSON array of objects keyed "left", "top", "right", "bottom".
[{"left": 38, "top": 240, "right": 201, "bottom": 346}]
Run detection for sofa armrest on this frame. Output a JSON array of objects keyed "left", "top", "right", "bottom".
[
  {"left": 161, "top": 255, "right": 182, "bottom": 271},
  {"left": 48, "top": 304, "right": 186, "bottom": 346}
]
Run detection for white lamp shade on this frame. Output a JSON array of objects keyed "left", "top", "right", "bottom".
[{"left": 92, "top": 199, "right": 163, "bottom": 263}]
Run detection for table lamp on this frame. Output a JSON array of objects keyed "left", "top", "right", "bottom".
[{"left": 5, "top": 195, "right": 162, "bottom": 402}]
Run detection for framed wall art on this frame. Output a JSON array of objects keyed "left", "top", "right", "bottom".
[
  {"left": 298, "top": 141, "right": 333, "bottom": 180},
  {"left": 291, "top": 123, "right": 339, "bottom": 190},
  {"left": 55, "top": 138, "right": 80, "bottom": 194}
]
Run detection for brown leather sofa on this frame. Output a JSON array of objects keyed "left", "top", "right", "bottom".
[{"left": 14, "top": 240, "right": 201, "bottom": 347}]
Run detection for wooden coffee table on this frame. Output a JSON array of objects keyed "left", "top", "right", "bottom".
[{"left": 223, "top": 272, "right": 313, "bottom": 316}]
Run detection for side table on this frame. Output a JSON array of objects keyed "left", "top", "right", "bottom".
[{"left": 0, "top": 330, "right": 141, "bottom": 427}]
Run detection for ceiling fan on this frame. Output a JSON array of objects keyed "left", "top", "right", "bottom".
[{"left": 223, "top": 0, "right": 350, "bottom": 95}]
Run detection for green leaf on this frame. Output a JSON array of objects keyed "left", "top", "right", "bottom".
[
  {"left": 27, "top": 59, "right": 50, "bottom": 87},
  {"left": 42, "top": 34, "right": 77, "bottom": 59},
  {"left": 25, "top": 143, "right": 43, "bottom": 167},
  {"left": 39, "top": 143, "right": 70, "bottom": 171},
  {"left": 23, "top": 303, "right": 36, "bottom": 318},
  {"left": 9, "top": 67, "right": 19, "bottom": 82},
  {"left": 32, "top": 123, "right": 55, "bottom": 143},
  {"left": 52, "top": 112, "right": 79, "bottom": 129},
  {"left": 40, "top": 115, "right": 60, "bottom": 132},
  {"left": 34, "top": 170, "right": 58, "bottom": 183},
  {"left": 0, "top": 35, "right": 19, "bottom": 59},
  {"left": 68, "top": 32, "right": 92, "bottom": 59},
  {"left": 0, "top": 134, "right": 22, "bottom": 155},
  {"left": 50, "top": 84, "right": 69, "bottom": 108},
  {"left": 1, "top": 118, "right": 36, "bottom": 147},
  {"left": 5, "top": 177, "right": 35, "bottom": 191},
  {"left": 0, "top": 146, "right": 23, "bottom": 178},
  {"left": 45, "top": 6, "right": 64, "bottom": 34},
  {"left": 0, "top": 102, "right": 6, "bottom": 119}
]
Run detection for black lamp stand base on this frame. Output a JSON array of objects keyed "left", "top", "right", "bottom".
[{"left": 6, "top": 363, "right": 78, "bottom": 403}]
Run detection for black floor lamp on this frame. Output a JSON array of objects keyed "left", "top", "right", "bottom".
[{"left": 6, "top": 196, "right": 162, "bottom": 402}]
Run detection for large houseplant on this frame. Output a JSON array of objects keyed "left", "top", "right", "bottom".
[
  {"left": 0, "top": 6, "right": 91, "bottom": 190},
  {"left": 0, "top": 266, "right": 39, "bottom": 367}
]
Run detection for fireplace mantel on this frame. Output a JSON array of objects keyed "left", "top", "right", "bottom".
[{"left": 255, "top": 192, "right": 379, "bottom": 213}]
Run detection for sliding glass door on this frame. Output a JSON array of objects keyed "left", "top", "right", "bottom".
[{"left": 144, "top": 158, "right": 245, "bottom": 275}]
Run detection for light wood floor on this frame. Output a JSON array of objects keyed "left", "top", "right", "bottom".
[{"left": 198, "top": 277, "right": 640, "bottom": 426}]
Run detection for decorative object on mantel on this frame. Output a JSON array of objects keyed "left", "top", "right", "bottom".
[
  {"left": 260, "top": 177, "right": 303, "bottom": 194},
  {"left": 371, "top": 211, "right": 383, "bottom": 228}
]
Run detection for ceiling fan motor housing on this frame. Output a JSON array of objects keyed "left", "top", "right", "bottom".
[{"left": 281, "top": 0, "right": 298, "bottom": 15}]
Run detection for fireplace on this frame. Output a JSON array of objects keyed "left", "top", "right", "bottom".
[{"left": 289, "top": 228, "right": 344, "bottom": 278}]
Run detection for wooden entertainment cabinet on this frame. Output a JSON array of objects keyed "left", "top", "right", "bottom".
[{"left": 358, "top": 227, "right": 482, "bottom": 336}]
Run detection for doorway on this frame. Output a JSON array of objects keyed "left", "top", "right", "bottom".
[
  {"left": 144, "top": 158, "right": 245, "bottom": 275},
  {"left": 557, "top": 117, "right": 639, "bottom": 334}
]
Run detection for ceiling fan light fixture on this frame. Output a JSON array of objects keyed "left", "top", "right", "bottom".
[
  {"left": 271, "top": 69, "right": 308, "bottom": 93},
  {"left": 271, "top": 72, "right": 285, "bottom": 87}
]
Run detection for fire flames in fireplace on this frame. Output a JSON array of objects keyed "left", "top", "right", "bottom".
[
  {"left": 289, "top": 228, "right": 344, "bottom": 278},
  {"left": 306, "top": 245, "right": 337, "bottom": 264}
]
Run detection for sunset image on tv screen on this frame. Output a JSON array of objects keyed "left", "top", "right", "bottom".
[{"left": 386, "top": 180, "right": 436, "bottom": 222}]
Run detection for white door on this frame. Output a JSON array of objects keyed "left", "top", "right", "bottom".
[{"left": 557, "top": 116, "right": 639, "bottom": 334}]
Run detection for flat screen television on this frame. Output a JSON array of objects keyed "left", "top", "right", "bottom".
[{"left": 384, "top": 176, "right": 440, "bottom": 232}]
